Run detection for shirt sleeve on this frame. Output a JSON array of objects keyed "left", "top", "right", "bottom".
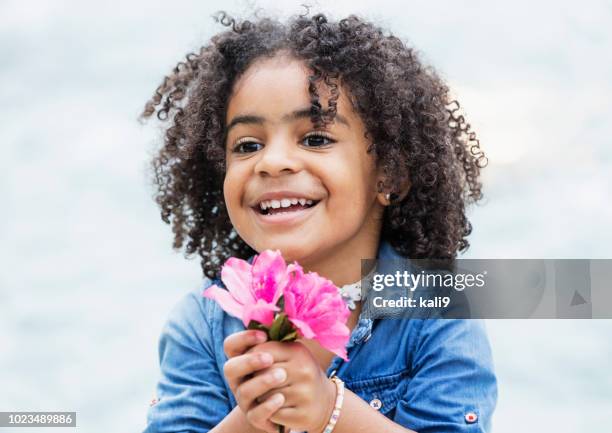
[
  {"left": 393, "top": 319, "right": 498, "bottom": 433},
  {"left": 142, "top": 285, "right": 232, "bottom": 433}
]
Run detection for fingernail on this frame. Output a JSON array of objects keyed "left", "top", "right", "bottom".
[
  {"left": 255, "top": 331, "right": 267, "bottom": 342},
  {"left": 259, "top": 353, "right": 273, "bottom": 364},
  {"left": 271, "top": 368, "right": 286, "bottom": 382},
  {"left": 270, "top": 393, "right": 284, "bottom": 406}
]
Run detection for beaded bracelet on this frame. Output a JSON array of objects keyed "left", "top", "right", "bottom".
[{"left": 322, "top": 376, "right": 345, "bottom": 433}]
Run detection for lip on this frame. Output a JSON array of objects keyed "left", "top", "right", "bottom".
[{"left": 251, "top": 200, "right": 320, "bottom": 226}]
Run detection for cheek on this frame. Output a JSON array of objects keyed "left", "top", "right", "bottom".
[
  {"left": 222, "top": 168, "right": 251, "bottom": 236},
  {"left": 223, "top": 166, "right": 245, "bottom": 211},
  {"left": 324, "top": 172, "right": 371, "bottom": 221},
  {"left": 222, "top": 174, "right": 233, "bottom": 203},
  {"left": 325, "top": 159, "right": 372, "bottom": 206}
]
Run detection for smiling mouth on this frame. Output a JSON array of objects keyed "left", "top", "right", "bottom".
[{"left": 254, "top": 200, "right": 320, "bottom": 216}]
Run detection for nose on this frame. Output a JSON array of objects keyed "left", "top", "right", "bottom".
[{"left": 253, "top": 135, "right": 302, "bottom": 177}]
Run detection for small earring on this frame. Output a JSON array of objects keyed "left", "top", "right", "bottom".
[{"left": 385, "top": 192, "right": 399, "bottom": 204}]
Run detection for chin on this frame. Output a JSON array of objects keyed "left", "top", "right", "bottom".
[{"left": 253, "top": 240, "right": 312, "bottom": 264}]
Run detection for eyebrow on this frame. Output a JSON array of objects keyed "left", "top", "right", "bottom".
[{"left": 225, "top": 107, "right": 350, "bottom": 133}]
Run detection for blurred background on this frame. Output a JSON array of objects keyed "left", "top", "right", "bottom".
[{"left": 1, "top": 0, "right": 611, "bottom": 432}]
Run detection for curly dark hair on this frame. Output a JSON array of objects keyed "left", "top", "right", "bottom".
[{"left": 140, "top": 10, "right": 488, "bottom": 280}]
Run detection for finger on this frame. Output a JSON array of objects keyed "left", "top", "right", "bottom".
[
  {"left": 244, "top": 340, "right": 296, "bottom": 362},
  {"left": 246, "top": 392, "right": 286, "bottom": 433},
  {"left": 238, "top": 366, "right": 289, "bottom": 410},
  {"left": 255, "top": 384, "right": 294, "bottom": 407},
  {"left": 224, "top": 330, "right": 268, "bottom": 358},
  {"left": 269, "top": 407, "right": 301, "bottom": 429},
  {"left": 223, "top": 352, "right": 274, "bottom": 390}
]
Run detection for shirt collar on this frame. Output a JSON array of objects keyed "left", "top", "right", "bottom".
[{"left": 346, "top": 238, "right": 408, "bottom": 347}]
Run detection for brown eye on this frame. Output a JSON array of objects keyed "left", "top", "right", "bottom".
[
  {"left": 302, "top": 132, "right": 335, "bottom": 147},
  {"left": 233, "top": 140, "right": 262, "bottom": 153}
]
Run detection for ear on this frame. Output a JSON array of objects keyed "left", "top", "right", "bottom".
[{"left": 375, "top": 171, "right": 411, "bottom": 206}]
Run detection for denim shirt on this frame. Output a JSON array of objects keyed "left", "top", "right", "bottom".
[{"left": 143, "top": 240, "right": 498, "bottom": 432}]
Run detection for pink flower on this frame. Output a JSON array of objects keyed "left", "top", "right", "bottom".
[
  {"left": 202, "top": 249, "right": 289, "bottom": 327},
  {"left": 282, "top": 263, "right": 351, "bottom": 360},
  {"left": 203, "top": 249, "right": 352, "bottom": 362}
]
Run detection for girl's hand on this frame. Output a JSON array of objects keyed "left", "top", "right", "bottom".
[
  {"left": 223, "top": 330, "right": 287, "bottom": 433},
  {"left": 246, "top": 341, "right": 337, "bottom": 433}
]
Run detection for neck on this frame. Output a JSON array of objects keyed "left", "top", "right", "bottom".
[{"left": 296, "top": 236, "right": 381, "bottom": 288}]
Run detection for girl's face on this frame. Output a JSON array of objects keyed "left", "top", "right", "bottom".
[{"left": 223, "top": 54, "right": 386, "bottom": 273}]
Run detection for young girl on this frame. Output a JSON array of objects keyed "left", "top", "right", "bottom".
[{"left": 141, "top": 10, "right": 496, "bottom": 433}]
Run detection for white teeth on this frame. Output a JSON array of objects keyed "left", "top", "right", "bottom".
[{"left": 258, "top": 197, "right": 317, "bottom": 210}]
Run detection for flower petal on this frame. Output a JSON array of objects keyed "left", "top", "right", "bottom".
[
  {"left": 332, "top": 346, "right": 349, "bottom": 361},
  {"left": 242, "top": 299, "right": 280, "bottom": 328},
  {"left": 221, "top": 257, "right": 255, "bottom": 305},
  {"left": 287, "top": 317, "right": 316, "bottom": 339},
  {"left": 316, "top": 321, "right": 351, "bottom": 346},
  {"left": 282, "top": 268, "right": 351, "bottom": 357},
  {"left": 251, "top": 250, "right": 287, "bottom": 303},
  {"left": 252, "top": 249, "right": 286, "bottom": 275},
  {"left": 202, "top": 284, "right": 244, "bottom": 319}
]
